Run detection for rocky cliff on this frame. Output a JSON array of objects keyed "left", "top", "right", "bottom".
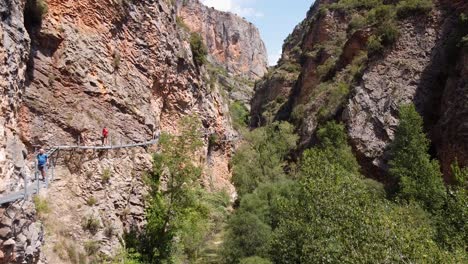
[
  {"left": 177, "top": 0, "right": 267, "bottom": 105},
  {"left": 0, "top": 0, "right": 266, "bottom": 262},
  {"left": 177, "top": 0, "right": 267, "bottom": 80},
  {"left": 251, "top": 0, "right": 467, "bottom": 179}
]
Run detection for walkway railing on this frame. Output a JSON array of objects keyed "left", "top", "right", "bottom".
[{"left": 0, "top": 138, "right": 160, "bottom": 206}]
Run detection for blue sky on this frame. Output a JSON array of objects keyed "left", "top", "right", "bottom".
[{"left": 201, "top": 0, "right": 314, "bottom": 65}]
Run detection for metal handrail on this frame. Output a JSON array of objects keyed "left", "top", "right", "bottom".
[{"left": 0, "top": 138, "right": 160, "bottom": 206}]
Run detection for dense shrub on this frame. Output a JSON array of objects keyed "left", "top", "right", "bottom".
[
  {"left": 435, "top": 162, "right": 468, "bottom": 251},
  {"left": 229, "top": 101, "right": 249, "bottom": 128},
  {"left": 278, "top": 61, "right": 301, "bottom": 73},
  {"left": 377, "top": 21, "right": 400, "bottom": 45},
  {"left": 397, "top": 0, "right": 433, "bottom": 18},
  {"left": 329, "top": 0, "right": 383, "bottom": 12},
  {"left": 240, "top": 256, "right": 272, "bottom": 264},
  {"left": 84, "top": 240, "right": 100, "bottom": 256},
  {"left": 317, "top": 82, "right": 350, "bottom": 120},
  {"left": 82, "top": 216, "right": 100, "bottom": 235},
  {"left": 190, "top": 33, "right": 208, "bottom": 67},
  {"left": 348, "top": 13, "right": 367, "bottom": 32},
  {"left": 25, "top": 0, "right": 48, "bottom": 26},
  {"left": 367, "top": 35, "right": 384, "bottom": 54},
  {"left": 231, "top": 122, "right": 298, "bottom": 197},
  {"left": 316, "top": 57, "right": 337, "bottom": 79},
  {"left": 366, "top": 4, "right": 396, "bottom": 25},
  {"left": 269, "top": 121, "right": 453, "bottom": 263},
  {"left": 222, "top": 181, "right": 296, "bottom": 263}
]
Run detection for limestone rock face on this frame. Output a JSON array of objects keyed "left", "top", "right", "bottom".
[
  {"left": 178, "top": 0, "right": 268, "bottom": 80},
  {"left": 343, "top": 12, "right": 449, "bottom": 169},
  {"left": 434, "top": 47, "right": 468, "bottom": 179},
  {"left": 251, "top": 0, "right": 467, "bottom": 178},
  {"left": 0, "top": 0, "right": 30, "bottom": 194},
  {"left": 0, "top": 1, "right": 38, "bottom": 262},
  {"left": 0, "top": 0, "right": 265, "bottom": 262}
]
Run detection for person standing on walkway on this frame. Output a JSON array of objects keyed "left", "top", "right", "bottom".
[
  {"left": 102, "top": 127, "right": 109, "bottom": 145},
  {"left": 36, "top": 149, "right": 48, "bottom": 180}
]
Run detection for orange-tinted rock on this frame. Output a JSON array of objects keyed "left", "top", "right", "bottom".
[{"left": 178, "top": 0, "right": 267, "bottom": 80}]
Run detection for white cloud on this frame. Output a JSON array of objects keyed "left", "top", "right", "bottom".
[
  {"left": 201, "top": 0, "right": 264, "bottom": 18},
  {"left": 201, "top": 0, "right": 232, "bottom": 12},
  {"left": 268, "top": 49, "right": 282, "bottom": 66}
]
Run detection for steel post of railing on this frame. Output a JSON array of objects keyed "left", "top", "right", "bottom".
[
  {"left": 51, "top": 157, "right": 55, "bottom": 182},
  {"left": 36, "top": 160, "right": 40, "bottom": 195},
  {"left": 23, "top": 169, "right": 28, "bottom": 199}
]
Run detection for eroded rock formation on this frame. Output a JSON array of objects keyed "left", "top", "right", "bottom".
[
  {"left": 178, "top": 0, "right": 267, "bottom": 80},
  {"left": 177, "top": 0, "right": 268, "bottom": 106},
  {"left": 0, "top": 0, "right": 266, "bottom": 262},
  {"left": 251, "top": 0, "right": 467, "bottom": 179}
]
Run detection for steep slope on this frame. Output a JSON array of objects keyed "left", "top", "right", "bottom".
[
  {"left": 178, "top": 0, "right": 267, "bottom": 80},
  {"left": 0, "top": 0, "right": 42, "bottom": 263},
  {"left": 177, "top": 0, "right": 268, "bottom": 105},
  {"left": 251, "top": 0, "right": 467, "bottom": 179},
  {"left": 0, "top": 0, "right": 266, "bottom": 262}
]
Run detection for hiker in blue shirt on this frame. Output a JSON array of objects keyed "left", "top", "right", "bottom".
[{"left": 36, "top": 149, "right": 48, "bottom": 180}]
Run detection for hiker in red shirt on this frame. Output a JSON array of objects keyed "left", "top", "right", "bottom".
[{"left": 102, "top": 127, "right": 109, "bottom": 145}]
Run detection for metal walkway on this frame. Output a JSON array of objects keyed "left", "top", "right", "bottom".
[{"left": 0, "top": 138, "right": 160, "bottom": 206}]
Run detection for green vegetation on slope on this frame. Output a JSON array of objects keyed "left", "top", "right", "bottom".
[
  {"left": 190, "top": 33, "right": 208, "bottom": 67},
  {"left": 231, "top": 122, "right": 298, "bottom": 198},
  {"left": 121, "top": 117, "right": 229, "bottom": 263},
  {"left": 222, "top": 111, "right": 467, "bottom": 263},
  {"left": 258, "top": 0, "right": 432, "bottom": 126},
  {"left": 389, "top": 104, "right": 446, "bottom": 212}
]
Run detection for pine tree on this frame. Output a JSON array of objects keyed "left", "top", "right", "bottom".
[{"left": 389, "top": 104, "right": 446, "bottom": 211}]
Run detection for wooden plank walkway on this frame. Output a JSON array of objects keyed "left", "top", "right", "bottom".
[{"left": 0, "top": 138, "right": 159, "bottom": 206}]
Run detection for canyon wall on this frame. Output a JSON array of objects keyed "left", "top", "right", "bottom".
[
  {"left": 251, "top": 0, "right": 467, "bottom": 179},
  {"left": 0, "top": 0, "right": 266, "bottom": 262},
  {"left": 178, "top": 0, "right": 268, "bottom": 105},
  {"left": 178, "top": 0, "right": 267, "bottom": 80}
]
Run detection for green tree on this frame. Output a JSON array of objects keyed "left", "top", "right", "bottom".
[
  {"left": 222, "top": 181, "right": 296, "bottom": 263},
  {"left": 389, "top": 104, "right": 446, "bottom": 212},
  {"left": 136, "top": 117, "right": 210, "bottom": 263},
  {"left": 231, "top": 122, "right": 298, "bottom": 197},
  {"left": 435, "top": 161, "right": 468, "bottom": 251},
  {"left": 230, "top": 101, "right": 249, "bottom": 129},
  {"left": 270, "top": 121, "right": 455, "bottom": 263}
]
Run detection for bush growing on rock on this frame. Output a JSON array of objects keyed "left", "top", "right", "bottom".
[
  {"left": 190, "top": 33, "right": 208, "bottom": 67},
  {"left": 25, "top": 0, "right": 48, "bottom": 25},
  {"left": 112, "top": 51, "right": 121, "bottom": 70},
  {"left": 84, "top": 240, "right": 100, "bottom": 256},
  {"left": 33, "top": 195, "right": 50, "bottom": 217},
  {"left": 397, "top": 0, "right": 433, "bottom": 18},
  {"left": 86, "top": 196, "right": 97, "bottom": 206},
  {"left": 101, "top": 168, "right": 111, "bottom": 183},
  {"left": 367, "top": 35, "right": 384, "bottom": 54},
  {"left": 82, "top": 215, "right": 100, "bottom": 235},
  {"left": 230, "top": 101, "right": 249, "bottom": 128}
]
